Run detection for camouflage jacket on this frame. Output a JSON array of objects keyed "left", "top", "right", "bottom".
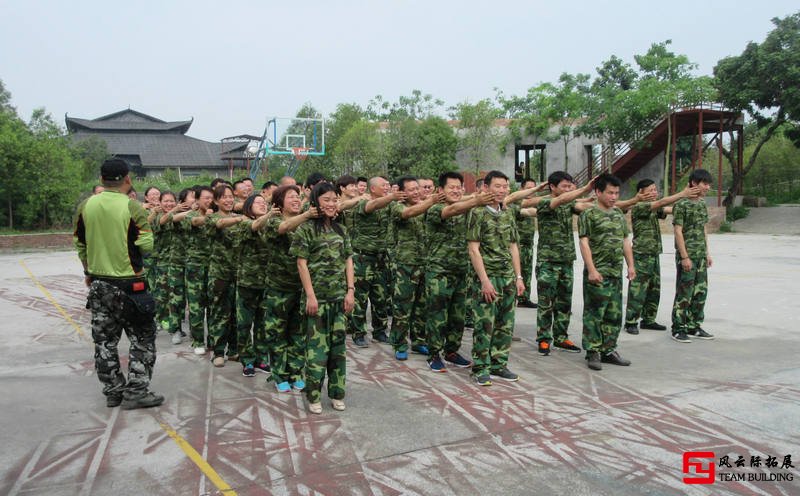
[
  {"left": 510, "top": 204, "right": 536, "bottom": 246},
  {"left": 350, "top": 199, "right": 389, "bottom": 255},
  {"left": 466, "top": 205, "right": 519, "bottom": 278},
  {"left": 290, "top": 222, "right": 353, "bottom": 302},
  {"left": 261, "top": 216, "right": 303, "bottom": 291},
  {"left": 388, "top": 202, "right": 426, "bottom": 267},
  {"left": 184, "top": 210, "right": 214, "bottom": 265},
  {"left": 236, "top": 219, "right": 269, "bottom": 288},
  {"left": 630, "top": 202, "right": 666, "bottom": 256},
  {"left": 578, "top": 206, "right": 630, "bottom": 278},
  {"left": 672, "top": 198, "right": 708, "bottom": 259},
  {"left": 536, "top": 198, "right": 580, "bottom": 263},
  {"left": 207, "top": 213, "right": 241, "bottom": 281},
  {"left": 425, "top": 203, "right": 469, "bottom": 275}
]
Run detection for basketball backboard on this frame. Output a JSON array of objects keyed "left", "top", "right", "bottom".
[{"left": 263, "top": 117, "right": 325, "bottom": 156}]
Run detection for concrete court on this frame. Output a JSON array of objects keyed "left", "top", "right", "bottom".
[{"left": 0, "top": 233, "right": 798, "bottom": 496}]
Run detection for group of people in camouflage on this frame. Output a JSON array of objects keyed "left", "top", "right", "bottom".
[{"left": 87, "top": 161, "right": 714, "bottom": 413}]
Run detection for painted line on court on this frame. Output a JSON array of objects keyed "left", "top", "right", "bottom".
[
  {"left": 19, "top": 259, "right": 88, "bottom": 342},
  {"left": 159, "top": 422, "right": 237, "bottom": 495}
]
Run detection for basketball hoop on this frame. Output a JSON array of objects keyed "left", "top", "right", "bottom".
[{"left": 292, "top": 147, "right": 311, "bottom": 161}]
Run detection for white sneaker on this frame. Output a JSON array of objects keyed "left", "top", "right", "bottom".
[
  {"left": 193, "top": 347, "right": 206, "bottom": 355},
  {"left": 212, "top": 356, "right": 225, "bottom": 367},
  {"left": 331, "top": 399, "right": 346, "bottom": 411},
  {"left": 171, "top": 333, "right": 182, "bottom": 345},
  {"left": 308, "top": 402, "right": 322, "bottom": 414}
]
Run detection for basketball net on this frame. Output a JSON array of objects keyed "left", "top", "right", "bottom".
[{"left": 292, "top": 147, "right": 311, "bottom": 161}]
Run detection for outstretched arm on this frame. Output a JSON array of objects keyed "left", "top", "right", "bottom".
[{"left": 442, "top": 191, "right": 494, "bottom": 219}]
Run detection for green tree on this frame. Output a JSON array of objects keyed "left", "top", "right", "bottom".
[
  {"left": 497, "top": 84, "right": 555, "bottom": 180},
  {"left": 546, "top": 73, "right": 593, "bottom": 171},
  {"left": 714, "top": 12, "right": 800, "bottom": 205},
  {"left": 451, "top": 99, "right": 503, "bottom": 175}
]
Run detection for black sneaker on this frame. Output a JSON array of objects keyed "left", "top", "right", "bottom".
[
  {"left": 538, "top": 341, "right": 551, "bottom": 355},
  {"left": 553, "top": 339, "right": 581, "bottom": 353},
  {"left": 625, "top": 325, "right": 639, "bottom": 335},
  {"left": 671, "top": 331, "right": 692, "bottom": 343},
  {"left": 601, "top": 351, "right": 631, "bottom": 366},
  {"left": 121, "top": 391, "right": 165, "bottom": 410},
  {"left": 517, "top": 300, "right": 538, "bottom": 308},
  {"left": 373, "top": 332, "right": 390, "bottom": 344},
  {"left": 353, "top": 336, "right": 369, "bottom": 347},
  {"left": 242, "top": 364, "right": 255, "bottom": 377},
  {"left": 106, "top": 394, "right": 123, "bottom": 408},
  {"left": 688, "top": 328, "right": 715, "bottom": 340},
  {"left": 444, "top": 352, "right": 472, "bottom": 368},
  {"left": 473, "top": 374, "right": 492, "bottom": 386},
  {"left": 490, "top": 367, "right": 519, "bottom": 382},
  {"left": 640, "top": 321, "right": 667, "bottom": 331},
  {"left": 586, "top": 351, "right": 602, "bottom": 371},
  {"left": 255, "top": 362, "right": 270, "bottom": 374}
]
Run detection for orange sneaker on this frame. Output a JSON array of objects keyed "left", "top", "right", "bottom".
[
  {"left": 537, "top": 341, "right": 550, "bottom": 355},
  {"left": 553, "top": 339, "right": 582, "bottom": 353}
]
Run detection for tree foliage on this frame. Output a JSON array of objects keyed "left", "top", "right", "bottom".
[
  {"left": 714, "top": 12, "right": 800, "bottom": 205},
  {"left": 450, "top": 99, "right": 503, "bottom": 174}
]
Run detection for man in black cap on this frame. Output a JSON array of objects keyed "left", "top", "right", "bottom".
[{"left": 74, "top": 158, "right": 164, "bottom": 409}]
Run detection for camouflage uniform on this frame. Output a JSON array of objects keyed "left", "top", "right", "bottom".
[
  {"left": 535, "top": 198, "right": 580, "bottom": 344},
  {"left": 671, "top": 199, "right": 709, "bottom": 333},
  {"left": 466, "top": 206, "right": 519, "bottom": 377},
  {"left": 578, "top": 207, "right": 630, "bottom": 354},
  {"left": 207, "top": 214, "right": 240, "bottom": 358},
  {"left": 260, "top": 216, "right": 305, "bottom": 384},
  {"left": 425, "top": 204, "right": 471, "bottom": 359},
  {"left": 88, "top": 280, "right": 158, "bottom": 399},
  {"left": 625, "top": 203, "right": 667, "bottom": 326},
  {"left": 388, "top": 202, "right": 428, "bottom": 352},
  {"left": 290, "top": 222, "right": 352, "bottom": 404},
  {"left": 184, "top": 210, "right": 213, "bottom": 348},
  {"left": 235, "top": 219, "right": 269, "bottom": 367},
  {"left": 150, "top": 214, "right": 170, "bottom": 328},
  {"left": 350, "top": 199, "right": 391, "bottom": 340},
  {"left": 511, "top": 204, "right": 537, "bottom": 303},
  {"left": 163, "top": 215, "right": 189, "bottom": 335}
]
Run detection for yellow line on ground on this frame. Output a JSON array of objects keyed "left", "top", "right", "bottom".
[
  {"left": 159, "top": 423, "right": 237, "bottom": 495},
  {"left": 19, "top": 260, "right": 88, "bottom": 342}
]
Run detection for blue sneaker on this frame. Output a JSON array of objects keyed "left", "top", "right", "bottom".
[
  {"left": 444, "top": 352, "right": 472, "bottom": 368},
  {"left": 395, "top": 350, "right": 408, "bottom": 361},
  {"left": 427, "top": 355, "right": 447, "bottom": 373},
  {"left": 292, "top": 379, "right": 305, "bottom": 391},
  {"left": 275, "top": 381, "right": 291, "bottom": 393},
  {"left": 411, "top": 344, "right": 430, "bottom": 355}
]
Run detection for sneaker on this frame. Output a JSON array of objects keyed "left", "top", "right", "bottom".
[
  {"left": 444, "top": 352, "right": 472, "bottom": 368},
  {"left": 212, "top": 356, "right": 225, "bottom": 367},
  {"left": 121, "top": 391, "right": 165, "bottom": 410},
  {"left": 688, "top": 328, "right": 715, "bottom": 340},
  {"left": 275, "top": 381, "right": 291, "bottom": 393},
  {"left": 473, "top": 374, "right": 492, "bottom": 386},
  {"left": 640, "top": 321, "right": 667, "bottom": 331},
  {"left": 428, "top": 355, "right": 447, "bottom": 373},
  {"left": 538, "top": 341, "right": 550, "bottom": 356},
  {"left": 625, "top": 325, "right": 639, "bottom": 335},
  {"left": 255, "top": 363, "right": 270, "bottom": 374},
  {"left": 242, "top": 364, "right": 255, "bottom": 377},
  {"left": 517, "top": 300, "right": 538, "bottom": 308},
  {"left": 193, "top": 346, "right": 207, "bottom": 356},
  {"left": 490, "top": 368, "right": 519, "bottom": 382},
  {"left": 227, "top": 353, "right": 239, "bottom": 362},
  {"left": 106, "top": 394, "right": 123, "bottom": 408},
  {"left": 601, "top": 350, "right": 631, "bottom": 366},
  {"left": 671, "top": 331, "right": 692, "bottom": 343},
  {"left": 373, "top": 332, "right": 390, "bottom": 344},
  {"left": 586, "top": 351, "right": 602, "bottom": 371},
  {"left": 308, "top": 402, "right": 322, "bottom": 414},
  {"left": 292, "top": 379, "right": 305, "bottom": 391},
  {"left": 553, "top": 339, "right": 581, "bottom": 353},
  {"left": 353, "top": 336, "right": 369, "bottom": 348},
  {"left": 411, "top": 344, "right": 429, "bottom": 355},
  {"left": 171, "top": 332, "right": 182, "bottom": 345},
  {"left": 331, "top": 399, "right": 346, "bottom": 411},
  {"left": 395, "top": 350, "right": 408, "bottom": 361}
]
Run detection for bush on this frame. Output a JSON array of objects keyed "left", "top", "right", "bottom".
[{"left": 726, "top": 205, "right": 750, "bottom": 222}]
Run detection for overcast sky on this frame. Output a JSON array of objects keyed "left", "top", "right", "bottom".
[{"left": 2, "top": 0, "right": 796, "bottom": 141}]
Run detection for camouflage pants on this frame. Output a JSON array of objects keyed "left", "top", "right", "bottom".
[
  {"left": 87, "top": 280, "right": 157, "bottom": 399},
  {"left": 236, "top": 285, "right": 266, "bottom": 367},
  {"left": 464, "top": 270, "right": 478, "bottom": 327},
  {"left": 207, "top": 277, "right": 237, "bottom": 357},
  {"left": 625, "top": 254, "right": 661, "bottom": 325},
  {"left": 185, "top": 263, "right": 209, "bottom": 348},
  {"left": 582, "top": 275, "right": 622, "bottom": 354},
  {"left": 165, "top": 264, "right": 187, "bottom": 334},
  {"left": 671, "top": 257, "right": 708, "bottom": 332},
  {"left": 425, "top": 271, "right": 467, "bottom": 357},
  {"left": 390, "top": 263, "right": 427, "bottom": 352},
  {"left": 304, "top": 299, "right": 347, "bottom": 404},
  {"left": 518, "top": 238, "right": 535, "bottom": 302},
  {"left": 153, "top": 260, "right": 169, "bottom": 327},
  {"left": 536, "top": 261, "right": 573, "bottom": 343},
  {"left": 262, "top": 288, "right": 304, "bottom": 384},
  {"left": 144, "top": 255, "right": 159, "bottom": 302},
  {"left": 351, "top": 252, "right": 390, "bottom": 338},
  {"left": 471, "top": 276, "right": 516, "bottom": 376}
]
